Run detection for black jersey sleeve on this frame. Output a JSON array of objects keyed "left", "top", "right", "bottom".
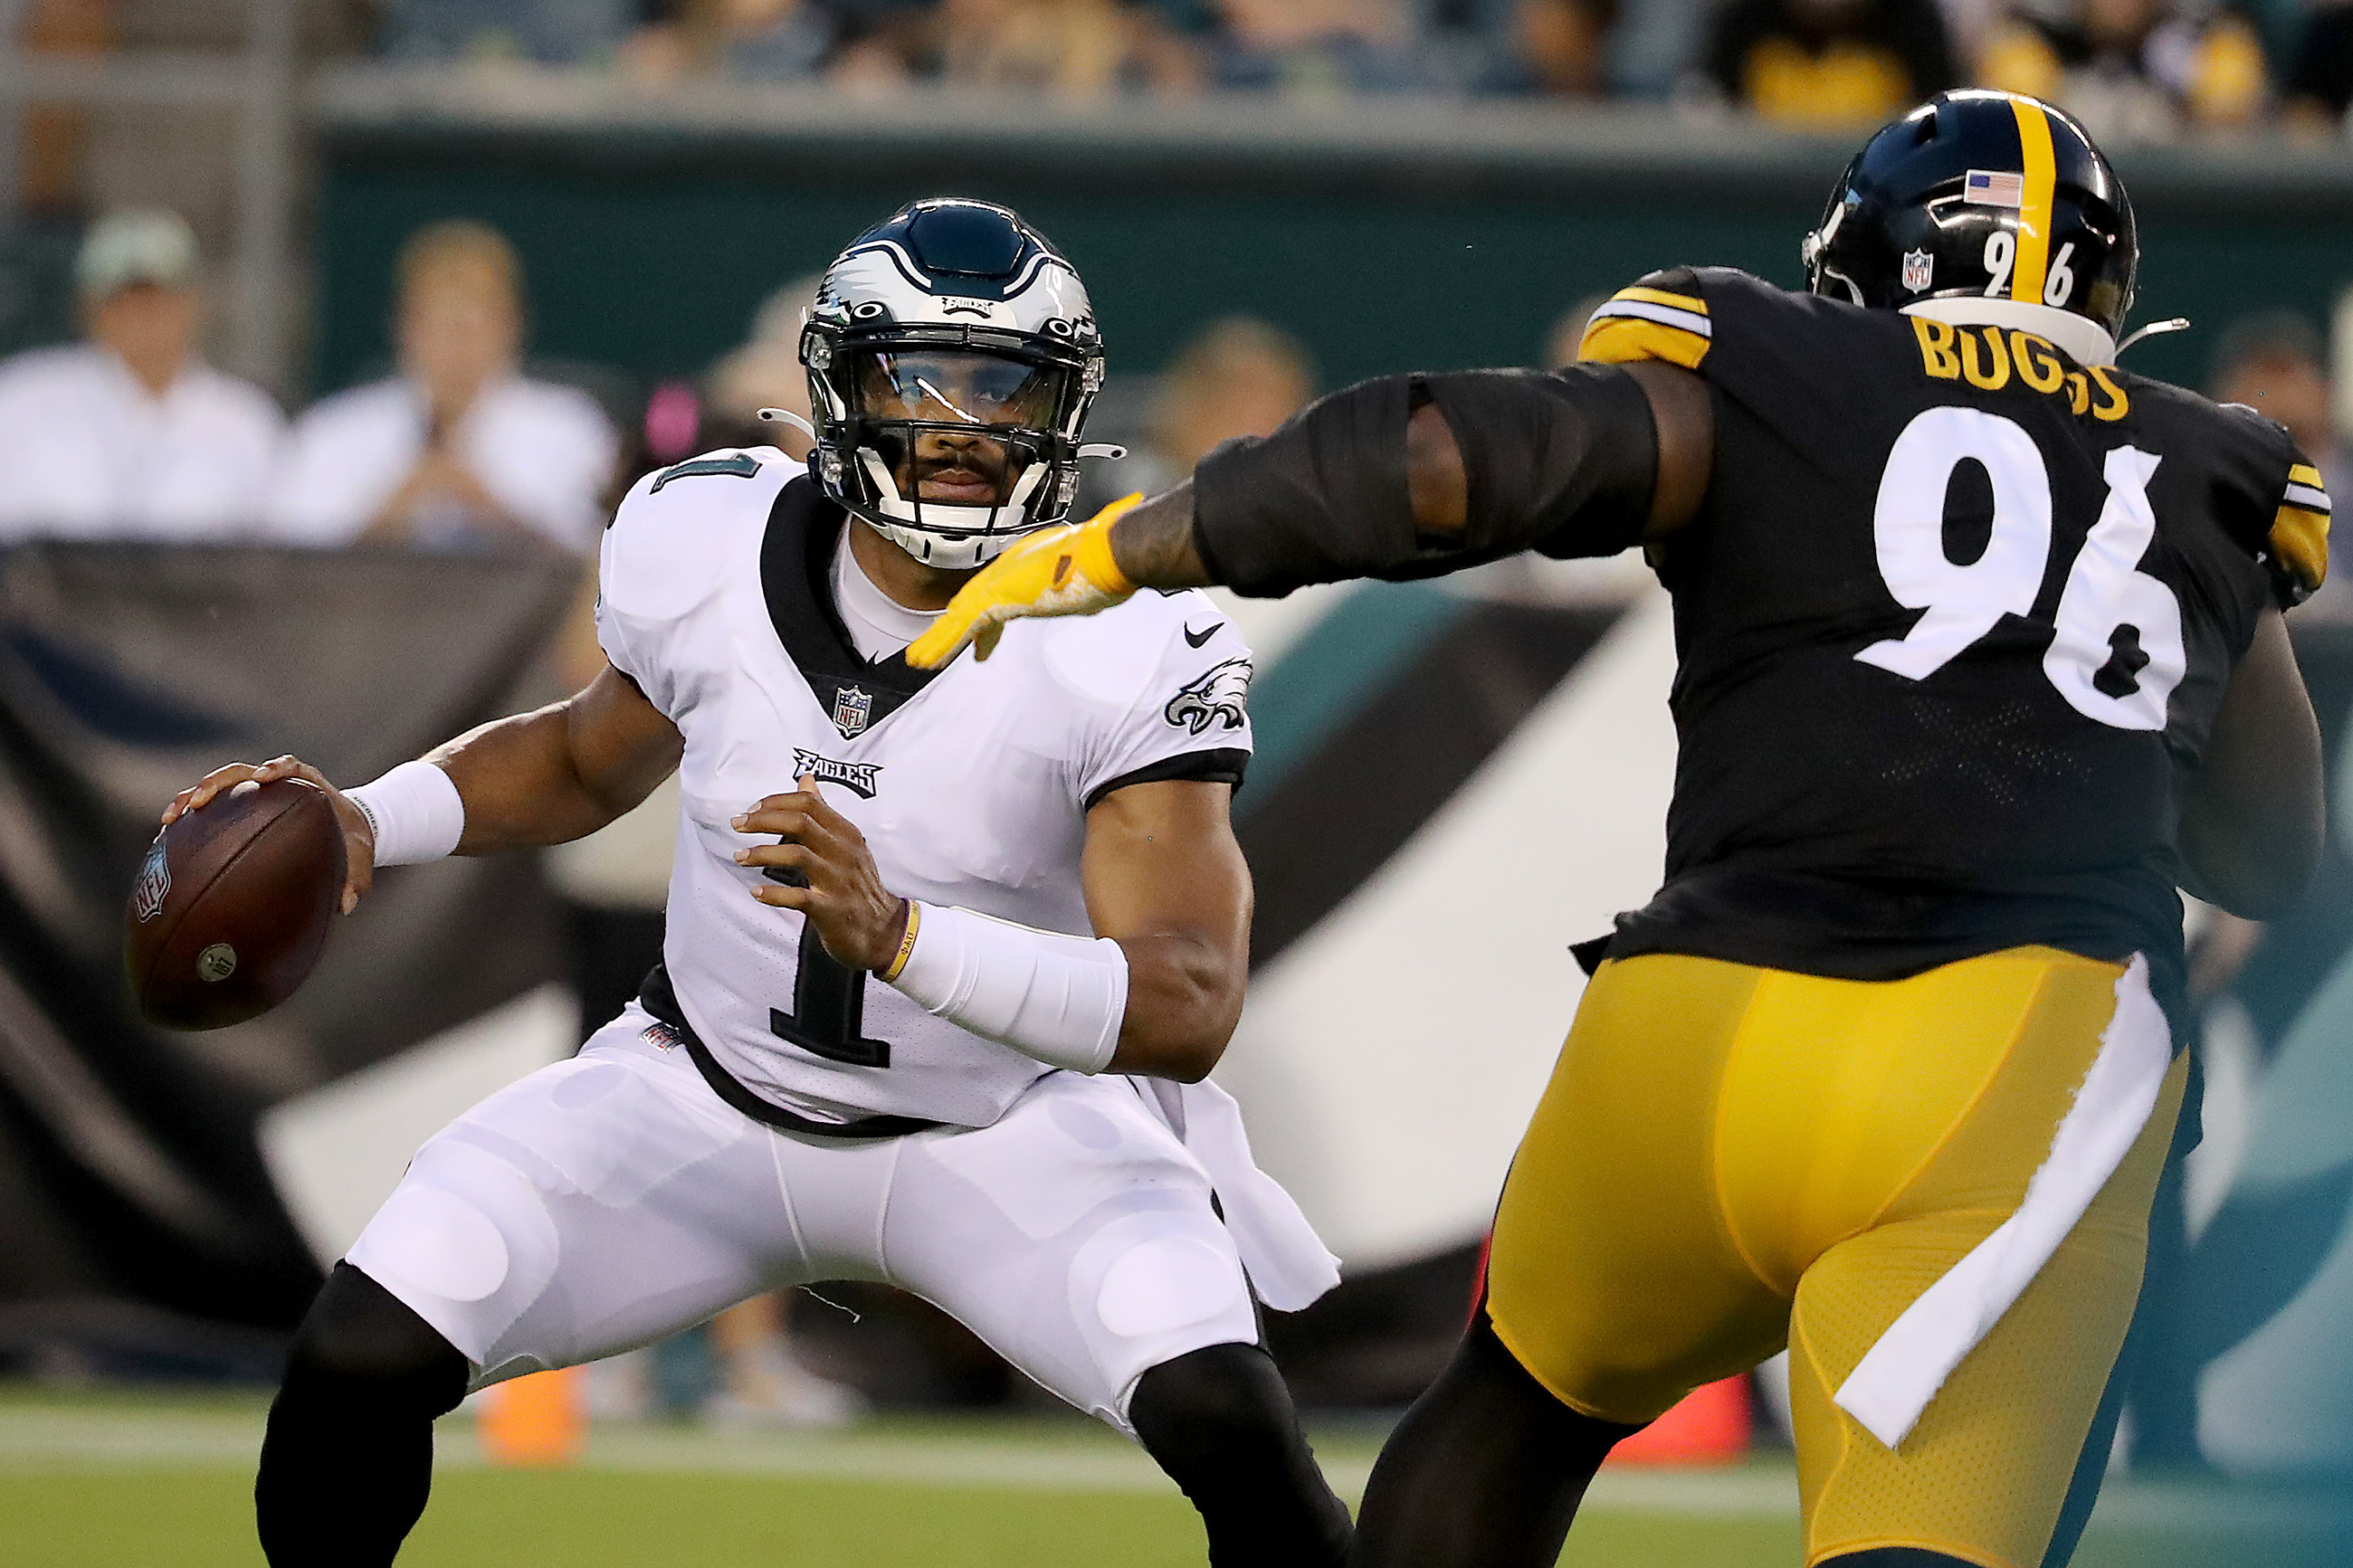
[
  {"left": 1191, "top": 363, "right": 1658, "bottom": 597},
  {"left": 2209, "top": 400, "right": 2330, "bottom": 608}
]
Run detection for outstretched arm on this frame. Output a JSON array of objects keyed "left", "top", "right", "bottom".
[
  {"left": 909, "top": 361, "right": 1710, "bottom": 667},
  {"left": 162, "top": 663, "right": 684, "bottom": 913},
  {"left": 1111, "top": 359, "right": 1715, "bottom": 589}
]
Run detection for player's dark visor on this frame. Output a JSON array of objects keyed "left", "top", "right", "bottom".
[{"left": 848, "top": 348, "right": 1065, "bottom": 431}]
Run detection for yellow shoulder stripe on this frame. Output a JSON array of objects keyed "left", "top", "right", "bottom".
[
  {"left": 1612, "top": 285, "right": 1709, "bottom": 316},
  {"left": 2290, "top": 462, "right": 2325, "bottom": 489},
  {"left": 1579, "top": 316, "right": 1710, "bottom": 370},
  {"left": 2271, "top": 502, "right": 2330, "bottom": 594}
]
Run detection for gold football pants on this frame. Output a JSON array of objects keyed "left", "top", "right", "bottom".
[{"left": 1487, "top": 946, "right": 2186, "bottom": 1568}]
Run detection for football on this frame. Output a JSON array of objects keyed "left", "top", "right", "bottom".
[{"left": 124, "top": 776, "right": 348, "bottom": 1031}]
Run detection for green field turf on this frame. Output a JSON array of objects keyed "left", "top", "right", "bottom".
[{"left": 0, "top": 1383, "right": 2342, "bottom": 1567}]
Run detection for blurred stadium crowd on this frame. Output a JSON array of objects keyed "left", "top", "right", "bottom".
[
  {"left": 0, "top": 204, "right": 1328, "bottom": 563},
  {"left": 366, "top": 0, "right": 2353, "bottom": 143}
]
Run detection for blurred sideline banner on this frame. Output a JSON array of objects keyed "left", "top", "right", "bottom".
[{"left": 0, "top": 543, "right": 577, "bottom": 1369}]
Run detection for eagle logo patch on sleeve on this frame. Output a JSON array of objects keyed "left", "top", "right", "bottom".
[{"left": 1166, "top": 658, "right": 1253, "bottom": 736}]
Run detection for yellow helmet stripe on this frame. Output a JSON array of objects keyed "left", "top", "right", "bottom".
[{"left": 2009, "top": 96, "right": 2056, "bottom": 308}]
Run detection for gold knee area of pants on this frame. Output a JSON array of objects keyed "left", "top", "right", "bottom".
[{"left": 1485, "top": 947, "right": 2183, "bottom": 1568}]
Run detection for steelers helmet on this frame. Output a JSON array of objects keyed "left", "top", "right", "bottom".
[
  {"left": 1804, "top": 90, "right": 2138, "bottom": 366},
  {"left": 799, "top": 199, "right": 1113, "bottom": 570}
]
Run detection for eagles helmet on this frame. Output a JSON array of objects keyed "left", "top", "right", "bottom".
[
  {"left": 1804, "top": 90, "right": 2138, "bottom": 367},
  {"left": 798, "top": 199, "right": 1113, "bottom": 569}
]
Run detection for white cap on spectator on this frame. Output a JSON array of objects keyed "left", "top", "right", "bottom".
[{"left": 77, "top": 209, "right": 200, "bottom": 299}]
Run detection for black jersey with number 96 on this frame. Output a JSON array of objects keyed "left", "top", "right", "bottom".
[{"left": 1579, "top": 266, "right": 2328, "bottom": 1023}]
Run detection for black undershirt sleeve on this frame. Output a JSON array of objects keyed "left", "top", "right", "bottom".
[{"left": 1191, "top": 363, "right": 1659, "bottom": 598}]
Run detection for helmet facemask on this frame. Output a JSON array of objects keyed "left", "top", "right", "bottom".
[
  {"left": 807, "top": 337, "right": 1094, "bottom": 568},
  {"left": 801, "top": 199, "right": 1113, "bottom": 570}
]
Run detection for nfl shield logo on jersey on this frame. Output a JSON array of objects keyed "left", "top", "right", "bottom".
[
  {"left": 1901, "top": 249, "right": 1934, "bottom": 293},
  {"left": 832, "top": 684, "right": 873, "bottom": 738}
]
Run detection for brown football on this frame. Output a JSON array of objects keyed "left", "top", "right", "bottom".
[{"left": 125, "top": 776, "right": 348, "bottom": 1031}]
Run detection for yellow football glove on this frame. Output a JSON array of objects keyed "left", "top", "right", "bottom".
[{"left": 908, "top": 494, "right": 1144, "bottom": 668}]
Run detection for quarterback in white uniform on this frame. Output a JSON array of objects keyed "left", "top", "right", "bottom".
[{"left": 173, "top": 201, "right": 1351, "bottom": 1568}]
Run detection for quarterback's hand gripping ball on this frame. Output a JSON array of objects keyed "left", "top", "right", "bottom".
[
  {"left": 129, "top": 766, "right": 356, "bottom": 1030},
  {"left": 907, "top": 494, "right": 1144, "bottom": 668}
]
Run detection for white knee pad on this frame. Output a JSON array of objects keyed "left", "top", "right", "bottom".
[
  {"left": 345, "top": 1040, "right": 769, "bottom": 1382},
  {"left": 348, "top": 1134, "right": 564, "bottom": 1376},
  {"left": 1067, "top": 1209, "right": 1259, "bottom": 1432}
]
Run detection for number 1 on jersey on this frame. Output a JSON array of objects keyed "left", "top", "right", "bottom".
[
  {"left": 771, "top": 917, "right": 892, "bottom": 1069},
  {"left": 1856, "top": 406, "right": 2184, "bottom": 732}
]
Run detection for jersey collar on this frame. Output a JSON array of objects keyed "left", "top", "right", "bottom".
[
  {"left": 761, "top": 475, "right": 942, "bottom": 736},
  {"left": 1900, "top": 299, "right": 2117, "bottom": 367}
]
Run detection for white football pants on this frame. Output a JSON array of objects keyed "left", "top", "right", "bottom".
[{"left": 347, "top": 1004, "right": 1264, "bottom": 1431}]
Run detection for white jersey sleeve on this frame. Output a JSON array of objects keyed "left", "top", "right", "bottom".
[
  {"left": 595, "top": 449, "right": 790, "bottom": 717},
  {"left": 1074, "top": 593, "right": 1255, "bottom": 809}
]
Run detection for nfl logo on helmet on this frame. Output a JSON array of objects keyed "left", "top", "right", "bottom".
[
  {"left": 832, "top": 685, "right": 873, "bottom": 738},
  {"left": 1901, "top": 250, "right": 1933, "bottom": 293}
]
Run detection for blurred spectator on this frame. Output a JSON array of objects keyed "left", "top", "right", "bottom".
[
  {"left": 1088, "top": 315, "right": 1314, "bottom": 508},
  {"left": 1979, "top": 0, "right": 2268, "bottom": 142},
  {"left": 2283, "top": 1, "right": 2353, "bottom": 134},
  {"left": 0, "top": 210, "right": 283, "bottom": 544},
  {"left": 379, "top": 0, "right": 637, "bottom": 66},
  {"left": 2208, "top": 309, "right": 2353, "bottom": 620},
  {"left": 817, "top": 1, "right": 1207, "bottom": 96},
  {"left": 1482, "top": 0, "right": 1620, "bottom": 97},
  {"left": 953, "top": 0, "right": 1211, "bottom": 97},
  {"left": 1205, "top": 0, "right": 1434, "bottom": 96},
  {"left": 703, "top": 274, "right": 824, "bottom": 457},
  {"left": 621, "top": 0, "right": 839, "bottom": 84},
  {"left": 269, "top": 220, "right": 617, "bottom": 555},
  {"left": 1704, "top": 0, "right": 1958, "bottom": 128}
]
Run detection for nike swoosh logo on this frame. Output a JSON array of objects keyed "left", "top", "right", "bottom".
[{"left": 1183, "top": 622, "right": 1221, "bottom": 649}]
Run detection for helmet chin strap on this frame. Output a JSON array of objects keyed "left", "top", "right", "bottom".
[{"left": 1901, "top": 298, "right": 2118, "bottom": 366}]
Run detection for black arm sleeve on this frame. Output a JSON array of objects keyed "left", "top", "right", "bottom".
[{"left": 1191, "top": 363, "right": 1660, "bottom": 598}]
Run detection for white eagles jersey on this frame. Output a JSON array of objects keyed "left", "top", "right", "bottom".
[{"left": 595, "top": 449, "right": 1255, "bottom": 1133}]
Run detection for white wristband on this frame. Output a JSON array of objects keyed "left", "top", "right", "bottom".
[
  {"left": 346, "top": 760, "right": 466, "bottom": 866},
  {"left": 883, "top": 901, "right": 1128, "bottom": 1074}
]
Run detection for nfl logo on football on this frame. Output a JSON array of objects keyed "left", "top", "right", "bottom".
[
  {"left": 832, "top": 684, "right": 873, "bottom": 738},
  {"left": 1901, "top": 249, "right": 1933, "bottom": 293}
]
